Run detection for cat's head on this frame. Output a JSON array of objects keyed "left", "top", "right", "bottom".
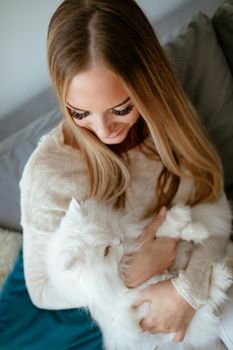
[{"left": 64, "top": 197, "right": 125, "bottom": 274}]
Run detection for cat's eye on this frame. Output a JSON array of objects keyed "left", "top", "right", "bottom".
[{"left": 104, "top": 245, "right": 111, "bottom": 257}]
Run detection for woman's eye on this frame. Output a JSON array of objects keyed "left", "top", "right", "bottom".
[
  {"left": 67, "top": 104, "right": 134, "bottom": 120},
  {"left": 69, "top": 109, "right": 89, "bottom": 121},
  {"left": 112, "top": 104, "right": 134, "bottom": 116}
]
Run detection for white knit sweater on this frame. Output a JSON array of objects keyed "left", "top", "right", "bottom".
[{"left": 19, "top": 122, "right": 232, "bottom": 310}]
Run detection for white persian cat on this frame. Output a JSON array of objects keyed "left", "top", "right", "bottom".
[{"left": 46, "top": 197, "right": 233, "bottom": 350}]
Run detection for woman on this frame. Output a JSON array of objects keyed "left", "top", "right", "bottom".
[{"left": 0, "top": 0, "right": 231, "bottom": 349}]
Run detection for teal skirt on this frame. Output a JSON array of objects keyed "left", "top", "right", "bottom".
[{"left": 0, "top": 248, "right": 103, "bottom": 350}]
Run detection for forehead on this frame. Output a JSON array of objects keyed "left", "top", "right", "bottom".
[{"left": 66, "top": 66, "right": 129, "bottom": 111}]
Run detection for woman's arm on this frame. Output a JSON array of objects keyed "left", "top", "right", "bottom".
[
  {"left": 22, "top": 196, "right": 89, "bottom": 310},
  {"left": 133, "top": 192, "right": 232, "bottom": 341},
  {"left": 20, "top": 151, "right": 88, "bottom": 310},
  {"left": 23, "top": 227, "right": 84, "bottom": 310},
  {"left": 171, "top": 192, "right": 232, "bottom": 309}
]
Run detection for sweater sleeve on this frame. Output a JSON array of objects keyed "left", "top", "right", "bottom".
[
  {"left": 171, "top": 192, "right": 233, "bottom": 310},
  {"left": 19, "top": 144, "right": 88, "bottom": 310}
]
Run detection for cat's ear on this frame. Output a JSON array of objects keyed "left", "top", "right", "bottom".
[
  {"left": 70, "top": 197, "right": 82, "bottom": 211},
  {"left": 68, "top": 197, "right": 87, "bottom": 216},
  {"left": 62, "top": 197, "right": 85, "bottom": 226}
]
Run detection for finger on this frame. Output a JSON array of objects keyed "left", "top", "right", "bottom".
[
  {"left": 147, "top": 326, "right": 159, "bottom": 334},
  {"left": 132, "top": 298, "right": 145, "bottom": 308},
  {"left": 155, "top": 237, "right": 181, "bottom": 249},
  {"left": 173, "top": 328, "right": 186, "bottom": 342},
  {"left": 139, "top": 317, "right": 150, "bottom": 331},
  {"left": 148, "top": 322, "right": 176, "bottom": 334},
  {"left": 132, "top": 290, "right": 151, "bottom": 308},
  {"left": 143, "top": 207, "right": 167, "bottom": 240},
  {"left": 150, "top": 207, "right": 167, "bottom": 231},
  {"left": 148, "top": 326, "right": 172, "bottom": 334},
  {"left": 172, "top": 237, "right": 181, "bottom": 246},
  {"left": 139, "top": 318, "right": 164, "bottom": 334}
]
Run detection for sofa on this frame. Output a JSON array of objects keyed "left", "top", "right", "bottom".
[{"left": 0, "top": 0, "right": 233, "bottom": 349}]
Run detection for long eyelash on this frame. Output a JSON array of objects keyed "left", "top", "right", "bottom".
[
  {"left": 113, "top": 104, "right": 134, "bottom": 116},
  {"left": 69, "top": 109, "right": 89, "bottom": 120},
  {"left": 68, "top": 104, "right": 134, "bottom": 120}
]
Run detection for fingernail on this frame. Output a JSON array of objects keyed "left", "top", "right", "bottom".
[{"left": 159, "top": 206, "right": 166, "bottom": 217}]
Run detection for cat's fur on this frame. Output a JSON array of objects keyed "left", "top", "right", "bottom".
[{"left": 46, "top": 197, "right": 233, "bottom": 350}]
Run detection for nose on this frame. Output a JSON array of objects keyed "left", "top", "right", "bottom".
[{"left": 94, "top": 114, "right": 116, "bottom": 138}]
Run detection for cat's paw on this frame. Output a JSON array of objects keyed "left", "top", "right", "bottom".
[{"left": 156, "top": 203, "right": 191, "bottom": 238}]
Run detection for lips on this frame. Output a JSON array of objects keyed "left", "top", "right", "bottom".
[{"left": 107, "top": 127, "right": 125, "bottom": 138}]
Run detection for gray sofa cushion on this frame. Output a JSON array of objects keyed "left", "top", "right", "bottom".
[
  {"left": 0, "top": 107, "right": 62, "bottom": 231},
  {"left": 0, "top": 87, "right": 58, "bottom": 143},
  {"left": 212, "top": 0, "right": 233, "bottom": 76},
  {"left": 164, "top": 12, "right": 233, "bottom": 190}
]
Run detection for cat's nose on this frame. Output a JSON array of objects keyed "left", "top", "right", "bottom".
[{"left": 114, "top": 237, "right": 123, "bottom": 246}]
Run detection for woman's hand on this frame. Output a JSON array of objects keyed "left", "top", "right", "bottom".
[
  {"left": 121, "top": 207, "right": 180, "bottom": 288},
  {"left": 133, "top": 280, "right": 196, "bottom": 342}
]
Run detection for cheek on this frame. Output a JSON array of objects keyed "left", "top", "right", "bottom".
[
  {"left": 73, "top": 118, "right": 88, "bottom": 128},
  {"left": 72, "top": 118, "right": 94, "bottom": 134},
  {"left": 119, "top": 109, "right": 140, "bottom": 128}
]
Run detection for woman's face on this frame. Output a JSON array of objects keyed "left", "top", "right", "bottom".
[{"left": 66, "top": 66, "right": 140, "bottom": 144}]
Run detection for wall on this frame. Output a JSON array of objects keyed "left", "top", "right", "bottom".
[
  {"left": 0, "top": 0, "right": 62, "bottom": 119},
  {"left": 0, "top": 0, "right": 222, "bottom": 120}
]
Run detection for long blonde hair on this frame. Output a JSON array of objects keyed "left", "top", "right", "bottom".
[{"left": 47, "top": 0, "right": 223, "bottom": 213}]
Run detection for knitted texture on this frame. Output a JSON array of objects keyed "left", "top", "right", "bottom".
[{"left": 19, "top": 122, "right": 231, "bottom": 310}]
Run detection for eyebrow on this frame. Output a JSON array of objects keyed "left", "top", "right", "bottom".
[{"left": 66, "top": 96, "right": 131, "bottom": 112}]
